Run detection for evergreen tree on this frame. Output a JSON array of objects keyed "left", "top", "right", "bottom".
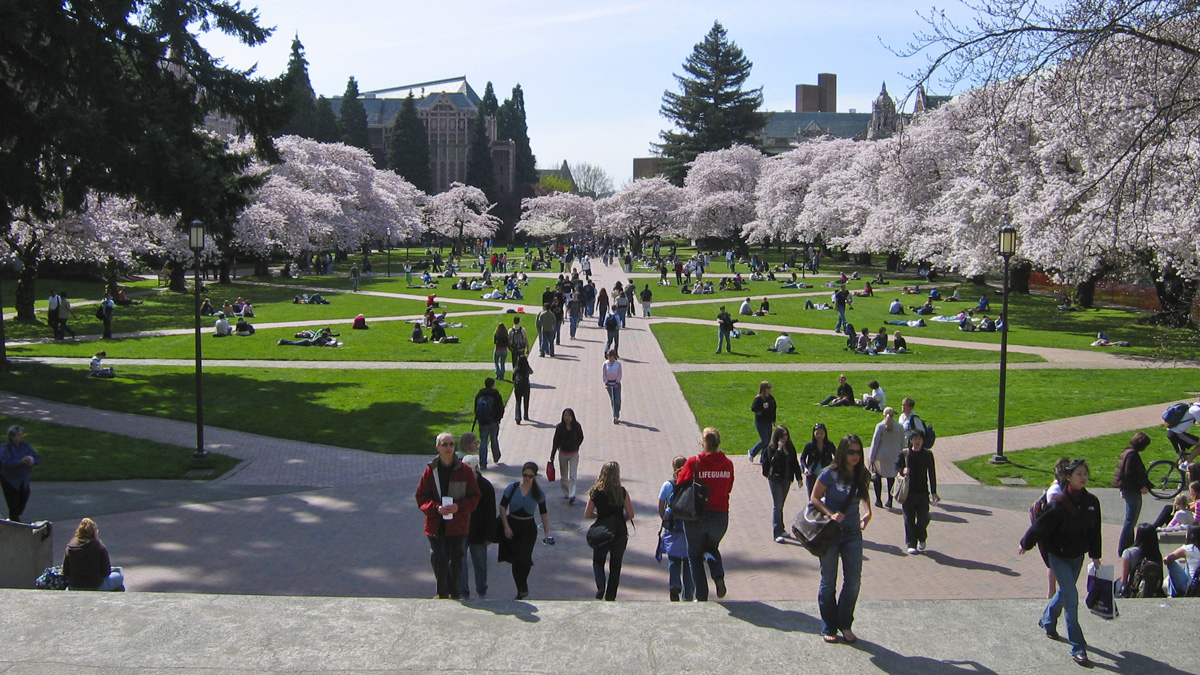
[
  {"left": 480, "top": 82, "right": 499, "bottom": 117},
  {"left": 465, "top": 113, "right": 496, "bottom": 201},
  {"left": 497, "top": 84, "right": 538, "bottom": 184},
  {"left": 657, "top": 21, "right": 765, "bottom": 185},
  {"left": 388, "top": 93, "right": 433, "bottom": 194},
  {"left": 277, "top": 35, "right": 317, "bottom": 138},
  {"left": 314, "top": 96, "right": 341, "bottom": 143},
  {"left": 339, "top": 76, "right": 370, "bottom": 151}
]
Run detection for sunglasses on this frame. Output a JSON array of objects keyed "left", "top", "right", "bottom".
[
  {"left": 522, "top": 473, "right": 536, "bottom": 479},
  {"left": 846, "top": 449, "right": 863, "bottom": 456},
  {"left": 437, "top": 441, "right": 455, "bottom": 447}
]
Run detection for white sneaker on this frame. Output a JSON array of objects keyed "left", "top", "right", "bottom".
[
  {"left": 907, "top": 547, "right": 919, "bottom": 555},
  {"left": 775, "top": 536, "right": 786, "bottom": 544},
  {"left": 918, "top": 541, "right": 927, "bottom": 552}
]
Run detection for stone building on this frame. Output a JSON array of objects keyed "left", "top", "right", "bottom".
[{"left": 329, "top": 77, "right": 516, "bottom": 196}]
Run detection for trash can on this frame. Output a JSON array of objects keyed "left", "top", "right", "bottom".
[{"left": 0, "top": 519, "right": 53, "bottom": 588}]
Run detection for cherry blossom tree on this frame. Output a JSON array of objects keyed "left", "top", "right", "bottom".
[
  {"left": 681, "top": 145, "right": 763, "bottom": 244},
  {"left": 595, "top": 178, "right": 684, "bottom": 254},
  {"left": 517, "top": 192, "right": 596, "bottom": 240},
  {"left": 426, "top": 182, "right": 500, "bottom": 255}
]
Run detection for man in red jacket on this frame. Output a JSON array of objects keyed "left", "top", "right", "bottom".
[{"left": 415, "top": 432, "right": 481, "bottom": 599}]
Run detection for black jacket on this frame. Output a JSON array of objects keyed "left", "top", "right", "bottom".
[
  {"left": 762, "top": 440, "right": 802, "bottom": 485},
  {"left": 1020, "top": 488, "right": 1102, "bottom": 560},
  {"left": 896, "top": 448, "right": 938, "bottom": 498},
  {"left": 474, "top": 387, "right": 504, "bottom": 425},
  {"left": 467, "top": 474, "right": 496, "bottom": 544},
  {"left": 1114, "top": 448, "right": 1151, "bottom": 492},
  {"left": 751, "top": 394, "right": 777, "bottom": 426}
]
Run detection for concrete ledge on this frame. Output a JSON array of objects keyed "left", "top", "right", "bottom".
[{"left": 1, "top": 590, "right": 1196, "bottom": 673}]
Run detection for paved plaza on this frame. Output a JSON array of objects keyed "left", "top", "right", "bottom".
[{"left": 1, "top": 262, "right": 1197, "bottom": 672}]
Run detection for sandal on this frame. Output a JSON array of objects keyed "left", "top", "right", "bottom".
[{"left": 822, "top": 634, "right": 839, "bottom": 644}]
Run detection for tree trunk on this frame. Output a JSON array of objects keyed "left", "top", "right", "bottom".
[
  {"left": 855, "top": 252, "right": 871, "bottom": 266},
  {"left": 1153, "top": 266, "right": 1198, "bottom": 328},
  {"left": 886, "top": 252, "right": 901, "bottom": 272},
  {"left": 1010, "top": 261, "right": 1032, "bottom": 294},
  {"left": 219, "top": 259, "right": 232, "bottom": 285},
  {"left": 253, "top": 257, "right": 270, "bottom": 277},
  {"left": 104, "top": 257, "right": 120, "bottom": 298},
  {"left": 14, "top": 258, "right": 39, "bottom": 321},
  {"left": 169, "top": 264, "right": 188, "bottom": 292},
  {"left": 968, "top": 274, "right": 986, "bottom": 286},
  {"left": 0, "top": 274, "right": 8, "bottom": 372},
  {"left": 1073, "top": 276, "right": 1098, "bottom": 309}
]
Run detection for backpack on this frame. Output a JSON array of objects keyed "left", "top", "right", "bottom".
[
  {"left": 605, "top": 313, "right": 618, "bottom": 331},
  {"left": 95, "top": 304, "right": 106, "bottom": 321},
  {"left": 1029, "top": 489, "right": 1051, "bottom": 524},
  {"left": 475, "top": 391, "right": 497, "bottom": 424},
  {"left": 1123, "top": 556, "right": 1165, "bottom": 598},
  {"left": 1164, "top": 402, "right": 1190, "bottom": 427},
  {"left": 924, "top": 422, "right": 937, "bottom": 449},
  {"left": 509, "top": 327, "right": 527, "bottom": 351}
]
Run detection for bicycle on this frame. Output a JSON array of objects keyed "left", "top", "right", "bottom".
[{"left": 1146, "top": 433, "right": 1197, "bottom": 500}]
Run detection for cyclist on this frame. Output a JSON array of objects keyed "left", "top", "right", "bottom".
[{"left": 1167, "top": 395, "right": 1200, "bottom": 467}]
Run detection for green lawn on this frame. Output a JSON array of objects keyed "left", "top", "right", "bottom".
[
  {"left": 651, "top": 323, "right": 1044, "bottom": 365},
  {"left": 0, "top": 416, "right": 240, "bottom": 481},
  {"left": 675, "top": 369, "right": 1200, "bottom": 458},
  {"left": 0, "top": 363, "right": 510, "bottom": 454},
  {"left": 955, "top": 426, "right": 1184, "bottom": 490},
  {"left": 2, "top": 278, "right": 160, "bottom": 314},
  {"left": 654, "top": 289, "right": 1195, "bottom": 358}
]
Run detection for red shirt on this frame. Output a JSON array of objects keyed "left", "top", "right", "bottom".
[{"left": 678, "top": 451, "right": 735, "bottom": 512}]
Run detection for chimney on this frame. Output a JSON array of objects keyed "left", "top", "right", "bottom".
[{"left": 817, "top": 73, "right": 837, "bottom": 113}]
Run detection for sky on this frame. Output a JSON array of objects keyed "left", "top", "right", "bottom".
[{"left": 198, "top": 1, "right": 972, "bottom": 187}]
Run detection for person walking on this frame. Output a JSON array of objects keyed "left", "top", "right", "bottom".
[
  {"left": 491, "top": 323, "right": 510, "bottom": 380},
  {"left": 512, "top": 355, "right": 533, "bottom": 424},
  {"left": 657, "top": 456, "right": 694, "bottom": 601},
  {"left": 639, "top": 284, "right": 652, "bottom": 317},
  {"left": 458, "top": 454, "right": 494, "bottom": 599},
  {"left": 499, "top": 462, "right": 554, "bottom": 600},
  {"left": 677, "top": 427, "right": 735, "bottom": 601},
  {"left": 895, "top": 430, "right": 939, "bottom": 554},
  {"left": 810, "top": 434, "right": 872, "bottom": 644},
  {"left": 762, "top": 425, "right": 804, "bottom": 543},
  {"left": 833, "top": 285, "right": 849, "bottom": 333},
  {"left": 1019, "top": 458, "right": 1102, "bottom": 667},
  {"left": 748, "top": 381, "right": 776, "bottom": 463},
  {"left": 508, "top": 317, "right": 528, "bottom": 368},
  {"left": 800, "top": 423, "right": 837, "bottom": 496},
  {"left": 584, "top": 461, "right": 635, "bottom": 601},
  {"left": 596, "top": 288, "right": 610, "bottom": 328},
  {"left": 414, "top": 432, "right": 481, "bottom": 600},
  {"left": 350, "top": 265, "right": 360, "bottom": 292},
  {"left": 550, "top": 408, "right": 585, "bottom": 504},
  {"left": 56, "top": 292, "right": 77, "bottom": 339},
  {"left": 0, "top": 425, "right": 40, "bottom": 522},
  {"left": 868, "top": 407, "right": 905, "bottom": 508},
  {"left": 567, "top": 290, "right": 583, "bottom": 339},
  {"left": 99, "top": 293, "right": 115, "bottom": 339},
  {"left": 1114, "top": 432, "right": 1152, "bottom": 556},
  {"left": 602, "top": 350, "right": 623, "bottom": 424},
  {"left": 472, "top": 378, "right": 505, "bottom": 469},
  {"left": 47, "top": 290, "right": 62, "bottom": 339},
  {"left": 536, "top": 304, "right": 556, "bottom": 357}
]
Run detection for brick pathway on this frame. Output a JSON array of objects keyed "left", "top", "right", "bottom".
[{"left": 0, "top": 261, "right": 1184, "bottom": 601}]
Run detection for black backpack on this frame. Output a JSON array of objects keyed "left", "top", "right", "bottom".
[
  {"left": 605, "top": 313, "right": 618, "bottom": 331},
  {"left": 475, "top": 391, "right": 498, "bottom": 424},
  {"left": 1124, "top": 557, "right": 1165, "bottom": 598}
]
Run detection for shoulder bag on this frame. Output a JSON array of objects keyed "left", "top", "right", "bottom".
[
  {"left": 894, "top": 473, "right": 910, "bottom": 505},
  {"left": 791, "top": 479, "right": 860, "bottom": 557},
  {"left": 670, "top": 461, "right": 709, "bottom": 521}
]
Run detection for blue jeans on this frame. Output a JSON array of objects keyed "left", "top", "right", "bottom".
[
  {"left": 669, "top": 555, "right": 694, "bottom": 601},
  {"left": 539, "top": 328, "right": 555, "bottom": 356},
  {"left": 459, "top": 541, "right": 488, "bottom": 597},
  {"left": 834, "top": 307, "right": 847, "bottom": 332},
  {"left": 478, "top": 422, "right": 500, "bottom": 467},
  {"left": 1041, "top": 553, "right": 1087, "bottom": 657},
  {"left": 684, "top": 511, "right": 728, "bottom": 601},
  {"left": 585, "top": 300, "right": 594, "bottom": 317},
  {"left": 749, "top": 418, "right": 772, "bottom": 459},
  {"left": 768, "top": 479, "right": 790, "bottom": 539},
  {"left": 1167, "top": 559, "right": 1194, "bottom": 596},
  {"left": 1118, "top": 491, "right": 1141, "bottom": 556},
  {"left": 818, "top": 524, "right": 863, "bottom": 635},
  {"left": 716, "top": 329, "right": 732, "bottom": 353},
  {"left": 493, "top": 350, "right": 506, "bottom": 379},
  {"left": 616, "top": 306, "right": 627, "bottom": 327},
  {"left": 569, "top": 314, "right": 580, "bottom": 338},
  {"left": 606, "top": 383, "right": 622, "bottom": 419}
]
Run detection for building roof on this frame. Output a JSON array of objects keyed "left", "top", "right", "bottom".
[
  {"left": 762, "top": 111, "right": 873, "bottom": 144},
  {"left": 328, "top": 77, "right": 482, "bottom": 126}
]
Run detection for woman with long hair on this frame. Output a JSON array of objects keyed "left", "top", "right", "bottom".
[
  {"left": 1115, "top": 432, "right": 1152, "bottom": 556},
  {"left": 596, "top": 287, "right": 610, "bottom": 327},
  {"left": 512, "top": 355, "right": 534, "bottom": 424},
  {"left": 895, "top": 430, "right": 939, "bottom": 554},
  {"left": 61, "top": 518, "right": 124, "bottom": 591},
  {"left": 658, "top": 455, "right": 693, "bottom": 601},
  {"left": 492, "top": 323, "right": 510, "bottom": 380},
  {"left": 584, "top": 461, "right": 635, "bottom": 600},
  {"left": 1120, "top": 523, "right": 1164, "bottom": 596},
  {"left": 1019, "top": 459, "right": 1103, "bottom": 667},
  {"left": 677, "top": 427, "right": 735, "bottom": 602},
  {"left": 747, "top": 381, "right": 776, "bottom": 463},
  {"left": 800, "top": 423, "right": 836, "bottom": 496},
  {"left": 762, "top": 425, "right": 803, "bottom": 543},
  {"left": 810, "top": 434, "right": 872, "bottom": 644},
  {"left": 868, "top": 407, "right": 904, "bottom": 508},
  {"left": 550, "top": 408, "right": 585, "bottom": 504},
  {"left": 602, "top": 349, "right": 623, "bottom": 424},
  {"left": 499, "top": 462, "right": 554, "bottom": 600}
]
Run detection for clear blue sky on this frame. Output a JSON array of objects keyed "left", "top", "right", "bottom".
[{"left": 199, "top": 1, "right": 967, "bottom": 186}]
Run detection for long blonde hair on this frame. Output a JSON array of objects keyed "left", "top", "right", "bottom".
[
  {"left": 590, "top": 461, "right": 623, "bottom": 505},
  {"left": 74, "top": 518, "right": 99, "bottom": 541}
]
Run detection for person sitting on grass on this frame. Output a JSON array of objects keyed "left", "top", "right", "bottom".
[
  {"left": 234, "top": 318, "right": 255, "bottom": 336},
  {"left": 719, "top": 278, "right": 730, "bottom": 292},
  {"left": 213, "top": 312, "right": 232, "bottom": 337},
  {"left": 978, "top": 315, "right": 996, "bottom": 332},
  {"left": 114, "top": 288, "right": 143, "bottom": 306},
  {"left": 817, "top": 374, "right": 855, "bottom": 407},
  {"left": 928, "top": 288, "right": 942, "bottom": 301},
  {"left": 767, "top": 332, "right": 796, "bottom": 353},
  {"left": 353, "top": 314, "right": 369, "bottom": 330},
  {"left": 874, "top": 272, "right": 888, "bottom": 285},
  {"left": 856, "top": 327, "right": 876, "bottom": 355},
  {"left": 873, "top": 328, "right": 888, "bottom": 352},
  {"left": 240, "top": 301, "right": 255, "bottom": 318},
  {"left": 912, "top": 299, "right": 934, "bottom": 315},
  {"left": 89, "top": 352, "right": 115, "bottom": 378},
  {"left": 889, "top": 298, "right": 905, "bottom": 315},
  {"left": 859, "top": 380, "right": 886, "bottom": 412},
  {"left": 854, "top": 282, "right": 874, "bottom": 298},
  {"left": 892, "top": 331, "right": 908, "bottom": 353},
  {"left": 199, "top": 297, "right": 215, "bottom": 316},
  {"left": 973, "top": 295, "right": 991, "bottom": 313},
  {"left": 411, "top": 324, "right": 428, "bottom": 343},
  {"left": 738, "top": 297, "right": 753, "bottom": 316},
  {"left": 958, "top": 315, "right": 976, "bottom": 332},
  {"left": 946, "top": 288, "right": 962, "bottom": 302},
  {"left": 755, "top": 298, "right": 771, "bottom": 316}
]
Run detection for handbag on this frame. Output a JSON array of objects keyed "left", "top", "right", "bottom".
[
  {"left": 670, "top": 479, "right": 708, "bottom": 521},
  {"left": 1085, "top": 562, "right": 1119, "bottom": 620},
  {"left": 34, "top": 565, "right": 68, "bottom": 590},
  {"left": 547, "top": 460, "right": 556, "bottom": 482},
  {"left": 791, "top": 481, "right": 860, "bottom": 557},
  {"left": 586, "top": 513, "right": 622, "bottom": 549},
  {"left": 894, "top": 473, "right": 910, "bottom": 505}
]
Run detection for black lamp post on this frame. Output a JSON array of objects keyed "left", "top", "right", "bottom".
[
  {"left": 188, "top": 221, "right": 208, "bottom": 462},
  {"left": 990, "top": 221, "right": 1018, "bottom": 465},
  {"left": 386, "top": 227, "right": 392, "bottom": 278}
]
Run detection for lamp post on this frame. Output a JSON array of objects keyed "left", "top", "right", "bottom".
[
  {"left": 386, "top": 227, "right": 392, "bottom": 278},
  {"left": 188, "top": 221, "right": 208, "bottom": 463},
  {"left": 990, "top": 221, "right": 1018, "bottom": 465}
]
